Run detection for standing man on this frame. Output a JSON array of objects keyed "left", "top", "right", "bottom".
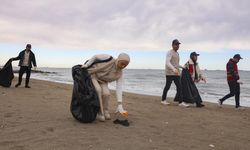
[
  {"left": 218, "top": 54, "right": 243, "bottom": 109},
  {"left": 11, "top": 44, "right": 37, "bottom": 88},
  {"left": 161, "top": 39, "right": 189, "bottom": 107}
]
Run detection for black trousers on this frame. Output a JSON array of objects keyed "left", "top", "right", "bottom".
[
  {"left": 18, "top": 66, "right": 31, "bottom": 86},
  {"left": 220, "top": 81, "right": 240, "bottom": 107},
  {"left": 162, "top": 76, "right": 183, "bottom": 103}
]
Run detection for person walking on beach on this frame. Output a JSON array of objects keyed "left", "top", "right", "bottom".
[
  {"left": 161, "top": 39, "right": 189, "bottom": 107},
  {"left": 185, "top": 52, "right": 206, "bottom": 83},
  {"left": 11, "top": 44, "right": 37, "bottom": 88},
  {"left": 81, "top": 53, "right": 130, "bottom": 121},
  {"left": 218, "top": 54, "right": 243, "bottom": 109},
  {"left": 184, "top": 52, "right": 206, "bottom": 107}
]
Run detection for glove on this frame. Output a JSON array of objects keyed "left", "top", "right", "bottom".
[
  {"left": 116, "top": 104, "right": 128, "bottom": 117},
  {"left": 201, "top": 77, "right": 207, "bottom": 83},
  {"left": 237, "top": 80, "right": 243, "bottom": 85}
]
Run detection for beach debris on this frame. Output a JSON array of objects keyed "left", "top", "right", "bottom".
[
  {"left": 149, "top": 138, "right": 153, "bottom": 143},
  {"left": 113, "top": 119, "right": 130, "bottom": 127},
  {"left": 209, "top": 144, "right": 215, "bottom": 148},
  {"left": 0, "top": 124, "right": 4, "bottom": 129},
  {"left": 165, "top": 121, "right": 169, "bottom": 125},
  {"left": 0, "top": 120, "right": 6, "bottom": 129}
]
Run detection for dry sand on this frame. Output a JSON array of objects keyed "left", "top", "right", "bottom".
[{"left": 0, "top": 78, "right": 250, "bottom": 150}]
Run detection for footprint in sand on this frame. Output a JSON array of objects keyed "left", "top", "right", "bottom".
[
  {"left": 46, "top": 127, "right": 54, "bottom": 132},
  {"left": 4, "top": 112, "right": 14, "bottom": 118},
  {"left": 11, "top": 145, "right": 26, "bottom": 150},
  {"left": 41, "top": 127, "right": 55, "bottom": 135}
]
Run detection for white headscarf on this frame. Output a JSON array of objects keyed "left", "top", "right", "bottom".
[{"left": 116, "top": 53, "right": 130, "bottom": 68}]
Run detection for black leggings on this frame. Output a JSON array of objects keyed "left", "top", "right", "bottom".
[
  {"left": 162, "top": 76, "right": 183, "bottom": 103},
  {"left": 220, "top": 81, "right": 240, "bottom": 107},
  {"left": 18, "top": 66, "right": 31, "bottom": 86}
]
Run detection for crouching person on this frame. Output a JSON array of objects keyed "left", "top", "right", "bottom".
[{"left": 82, "top": 53, "right": 130, "bottom": 122}]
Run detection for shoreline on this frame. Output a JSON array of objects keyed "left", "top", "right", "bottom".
[{"left": 24, "top": 76, "right": 249, "bottom": 108}]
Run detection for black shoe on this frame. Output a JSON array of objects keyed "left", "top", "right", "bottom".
[
  {"left": 218, "top": 99, "right": 223, "bottom": 107},
  {"left": 25, "top": 85, "right": 31, "bottom": 88},
  {"left": 236, "top": 106, "right": 244, "bottom": 110},
  {"left": 113, "top": 119, "right": 130, "bottom": 127},
  {"left": 15, "top": 83, "right": 20, "bottom": 88},
  {"left": 196, "top": 103, "right": 205, "bottom": 108}
]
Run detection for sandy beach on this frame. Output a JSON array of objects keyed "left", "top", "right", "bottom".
[{"left": 0, "top": 78, "right": 250, "bottom": 150}]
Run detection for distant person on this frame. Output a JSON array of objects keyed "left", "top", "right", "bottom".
[
  {"left": 183, "top": 52, "right": 206, "bottom": 107},
  {"left": 81, "top": 53, "right": 130, "bottom": 121},
  {"left": 218, "top": 54, "right": 243, "bottom": 109},
  {"left": 161, "top": 39, "right": 189, "bottom": 107},
  {"left": 11, "top": 44, "right": 37, "bottom": 88}
]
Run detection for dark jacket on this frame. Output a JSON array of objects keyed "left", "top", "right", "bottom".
[
  {"left": 227, "top": 59, "right": 240, "bottom": 82},
  {"left": 174, "top": 68, "right": 202, "bottom": 104},
  {"left": 0, "top": 59, "right": 14, "bottom": 87},
  {"left": 70, "top": 65, "right": 100, "bottom": 123},
  {"left": 12, "top": 50, "right": 37, "bottom": 68}
]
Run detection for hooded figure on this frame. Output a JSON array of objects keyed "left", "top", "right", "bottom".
[{"left": 82, "top": 53, "right": 130, "bottom": 121}]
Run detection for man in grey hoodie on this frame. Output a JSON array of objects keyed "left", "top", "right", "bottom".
[{"left": 161, "top": 39, "right": 189, "bottom": 107}]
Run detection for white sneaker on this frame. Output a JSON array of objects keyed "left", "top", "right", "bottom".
[
  {"left": 218, "top": 100, "right": 222, "bottom": 108},
  {"left": 179, "top": 102, "right": 190, "bottom": 107},
  {"left": 161, "top": 100, "right": 170, "bottom": 105},
  {"left": 96, "top": 113, "right": 105, "bottom": 122},
  {"left": 104, "top": 111, "right": 111, "bottom": 120}
]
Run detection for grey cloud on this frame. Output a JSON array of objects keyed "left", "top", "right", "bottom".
[{"left": 0, "top": 0, "right": 249, "bottom": 51}]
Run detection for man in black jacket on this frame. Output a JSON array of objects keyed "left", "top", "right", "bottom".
[
  {"left": 218, "top": 54, "right": 243, "bottom": 109},
  {"left": 11, "top": 44, "right": 37, "bottom": 88}
]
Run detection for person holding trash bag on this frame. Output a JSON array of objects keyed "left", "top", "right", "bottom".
[
  {"left": 11, "top": 44, "right": 37, "bottom": 88},
  {"left": 174, "top": 52, "right": 206, "bottom": 108},
  {"left": 161, "top": 39, "right": 190, "bottom": 107},
  {"left": 81, "top": 53, "right": 130, "bottom": 122}
]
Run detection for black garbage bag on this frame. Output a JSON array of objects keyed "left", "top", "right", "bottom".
[
  {"left": 0, "top": 59, "right": 14, "bottom": 87},
  {"left": 70, "top": 65, "right": 100, "bottom": 123},
  {"left": 174, "top": 68, "right": 202, "bottom": 104}
]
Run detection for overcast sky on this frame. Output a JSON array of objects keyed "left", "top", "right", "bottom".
[{"left": 0, "top": 0, "right": 250, "bottom": 70}]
